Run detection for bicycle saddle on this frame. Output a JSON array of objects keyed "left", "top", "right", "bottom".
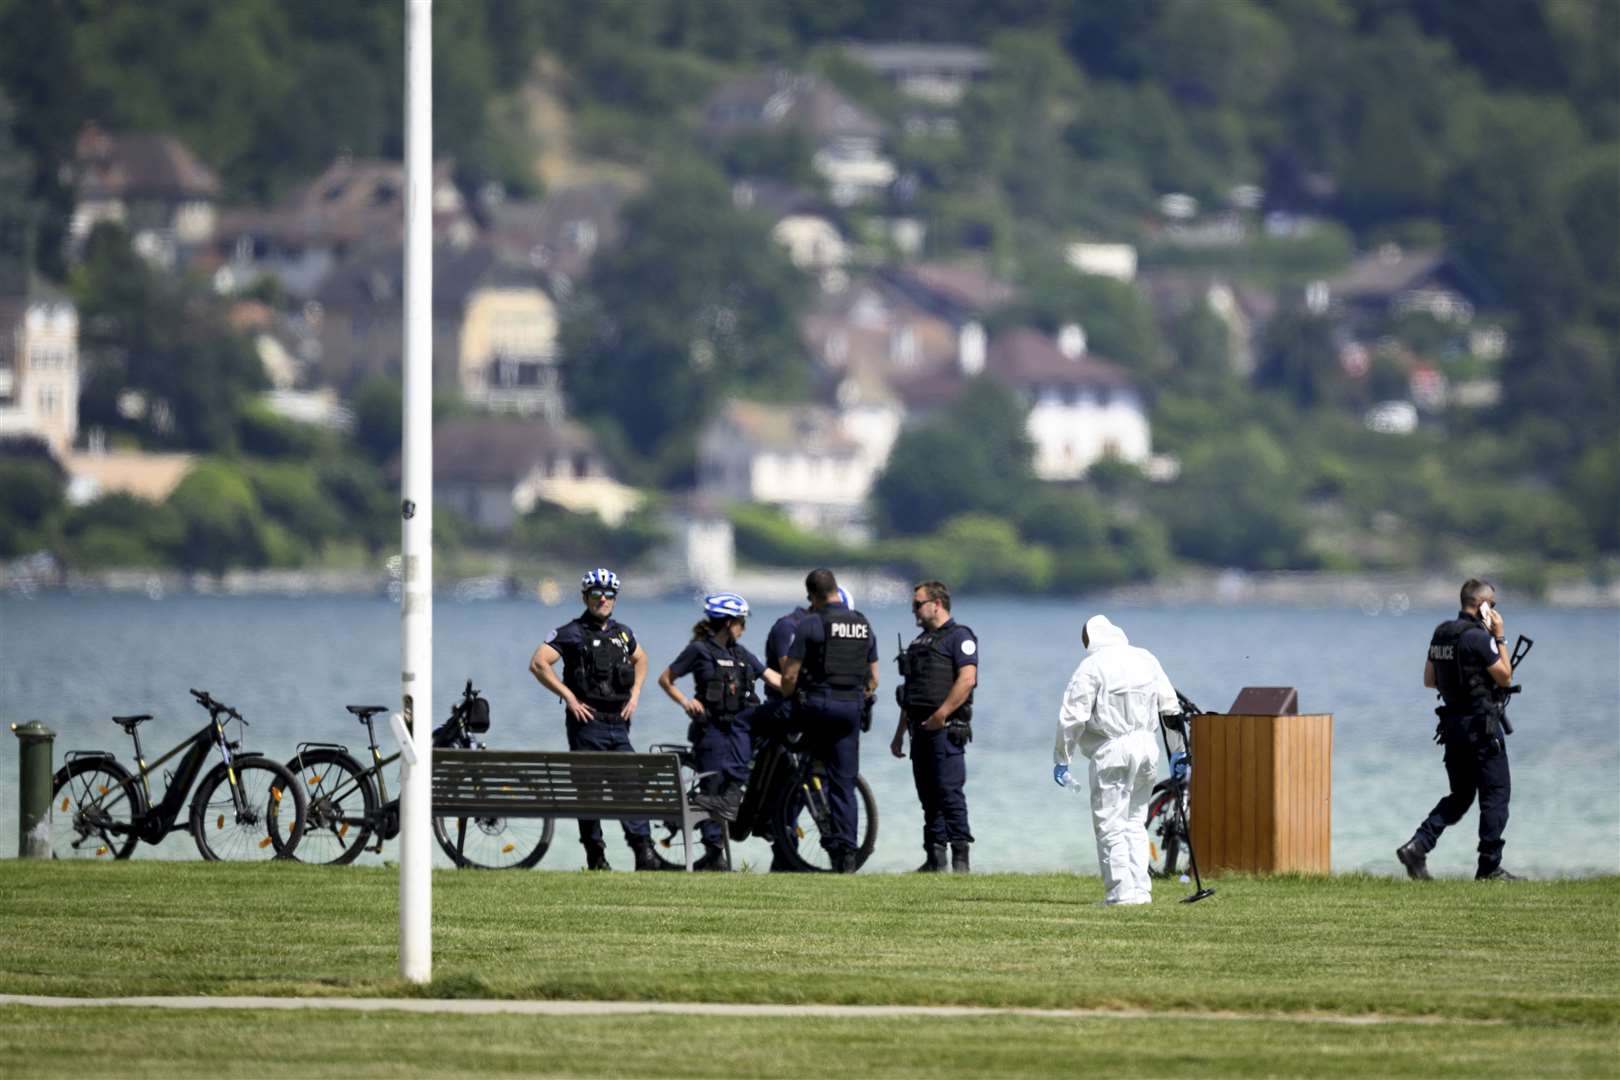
[
  {"left": 346, "top": 705, "right": 388, "bottom": 720},
  {"left": 112, "top": 714, "right": 153, "bottom": 730}
]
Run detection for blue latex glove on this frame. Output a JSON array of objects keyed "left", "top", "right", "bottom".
[
  {"left": 1170, "top": 752, "right": 1189, "bottom": 782},
  {"left": 1053, "top": 763, "right": 1071, "bottom": 788}
]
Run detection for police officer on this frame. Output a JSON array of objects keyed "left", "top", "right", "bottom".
[
  {"left": 528, "top": 567, "right": 662, "bottom": 871},
  {"left": 1397, "top": 578, "right": 1520, "bottom": 881},
  {"left": 779, "top": 568, "right": 878, "bottom": 873},
  {"left": 889, "top": 580, "right": 978, "bottom": 873},
  {"left": 656, "top": 592, "right": 780, "bottom": 871}
]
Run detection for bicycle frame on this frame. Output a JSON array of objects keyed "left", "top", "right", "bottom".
[{"left": 71, "top": 711, "right": 244, "bottom": 846}]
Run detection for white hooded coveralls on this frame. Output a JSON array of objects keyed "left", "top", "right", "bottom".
[{"left": 1054, "top": 615, "right": 1181, "bottom": 904}]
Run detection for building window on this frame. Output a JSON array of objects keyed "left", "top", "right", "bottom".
[{"left": 39, "top": 386, "right": 59, "bottom": 416}]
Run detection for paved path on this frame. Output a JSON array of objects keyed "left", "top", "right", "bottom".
[{"left": 0, "top": 994, "right": 1492, "bottom": 1026}]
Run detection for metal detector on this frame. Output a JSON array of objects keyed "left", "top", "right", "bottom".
[{"left": 1162, "top": 691, "right": 1215, "bottom": 903}]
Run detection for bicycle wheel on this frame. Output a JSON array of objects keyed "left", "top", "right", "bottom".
[
  {"left": 189, "top": 756, "right": 306, "bottom": 861},
  {"left": 51, "top": 758, "right": 144, "bottom": 860},
  {"left": 286, "top": 747, "right": 377, "bottom": 865},
  {"left": 433, "top": 813, "right": 553, "bottom": 869},
  {"left": 770, "top": 769, "right": 878, "bottom": 873},
  {"left": 1145, "top": 784, "right": 1187, "bottom": 879}
]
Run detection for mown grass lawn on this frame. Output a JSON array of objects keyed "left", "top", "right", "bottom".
[{"left": 2, "top": 861, "right": 1616, "bottom": 1078}]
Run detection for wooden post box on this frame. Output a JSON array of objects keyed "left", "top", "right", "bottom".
[{"left": 1189, "top": 712, "right": 1332, "bottom": 874}]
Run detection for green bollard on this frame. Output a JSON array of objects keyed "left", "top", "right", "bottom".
[{"left": 11, "top": 721, "right": 56, "bottom": 858}]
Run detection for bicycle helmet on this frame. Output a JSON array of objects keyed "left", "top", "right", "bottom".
[
  {"left": 837, "top": 586, "right": 854, "bottom": 608},
  {"left": 580, "top": 567, "right": 620, "bottom": 593},
  {"left": 703, "top": 592, "right": 750, "bottom": 620}
]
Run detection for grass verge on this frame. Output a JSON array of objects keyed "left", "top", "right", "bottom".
[{"left": 2, "top": 862, "right": 1615, "bottom": 1077}]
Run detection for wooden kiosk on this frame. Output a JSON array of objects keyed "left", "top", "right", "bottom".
[{"left": 1188, "top": 688, "right": 1332, "bottom": 874}]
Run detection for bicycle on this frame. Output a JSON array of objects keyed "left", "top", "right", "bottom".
[
  {"left": 285, "top": 680, "right": 553, "bottom": 869},
  {"left": 50, "top": 688, "right": 307, "bottom": 862},
  {"left": 651, "top": 721, "right": 879, "bottom": 872},
  {"left": 1145, "top": 691, "right": 1201, "bottom": 880}
]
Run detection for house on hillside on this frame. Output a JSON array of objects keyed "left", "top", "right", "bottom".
[
  {"left": 732, "top": 179, "right": 850, "bottom": 272},
  {"left": 841, "top": 43, "right": 990, "bottom": 137},
  {"left": 0, "top": 287, "right": 79, "bottom": 457},
  {"left": 67, "top": 124, "right": 221, "bottom": 270},
  {"left": 1321, "top": 246, "right": 1493, "bottom": 325},
  {"left": 315, "top": 241, "right": 564, "bottom": 420},
  {"left": 697, "top": 399, "right": 876, "bottom": 540},
  {"left": 1138, "top": 269, "right": 1278, "bottom": 378},
  {"left": 985, "top": 328, "right": 1151, "bottom": 480},
  {"left": 212, "top": 157, "right": 475, "bottom": 298},
  {"left": 701, "top": 71, "right": 894, "bottom": 205},
  {"left": 485, "top": 181, "right": 627, "bottom": 292},
  {"left": 432, "top": 420, "right": 635, "bottom": 533}
]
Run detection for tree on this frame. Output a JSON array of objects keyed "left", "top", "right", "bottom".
[
  {"left": 871, "top": 377, "right": 1034, "bottom": 536},
  {"left": 165, "top": 460, "right": 268, "bottom": 575},
  {"left": 560, "top": 157, "right": 810, "bottom": 480},
  {"left": 1155, "top": 425, "right": 1314, "bottom": 570},
  {"left": 72, "top": 224, "right": 265, "bottom": 452}
]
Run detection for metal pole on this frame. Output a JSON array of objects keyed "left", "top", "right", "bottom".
[{"left": 399, "top": 0, "right": 434, "bottom": 984}]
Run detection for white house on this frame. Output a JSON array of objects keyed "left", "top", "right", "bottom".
[
  {"left": 68, "top": 125, "right": 221, "bottom": 270},
  {"left": 0, "top": 291, "right": 80, "bottom": 456},
  {"left": 985, "top": 327, "right": 1151, "bottom": 481},
  {"left": 697, "top": 399, "right": 877, "bottom": 540}
]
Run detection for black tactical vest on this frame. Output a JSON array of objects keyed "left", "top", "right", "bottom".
[
  {"left": 803, "top": 608, "right": 872, "bottom": 692},
  {"left": 693, "top": 638, "right": 758, "bottom": 719},
  {"left": 1428, "top": 617, "right": 1495, "bottom": 717},
  {"left": 563, "top": 617, "right": 636, "bottom": 709},
  {"left": 901, "top": 626, "right": 971, "bottom": 713}
]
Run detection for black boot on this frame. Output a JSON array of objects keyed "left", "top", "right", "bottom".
[
  {"left": 914, "top": 843, "right": 948, "bottom": 872},
  {"left": 584, "top": 842, "right": 611, "bottom": 871},
  {"left": 951, "top": 843, "right": 970, "bottom": 874},
  {"left": 693, "top": 842, "right": 729, "bottom": 871},
  {"left": 631, "top": 837, "right": 666, "bottom": 871},
  {"left": 830, "top": 849, "right": 857, "bottom": 874},
  {"left": 1396, "top": 838, "right": 1432, "bottom": 881},
  {"left": 1476, "top": 864, "right": 1522, "bottom": 881}
]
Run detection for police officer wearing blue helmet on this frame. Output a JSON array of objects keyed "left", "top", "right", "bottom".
[
  {"left": 779, "top": 569, "right": 878, "bottom": 873},
  {"left": 656, "top": 592, "right": 782, "bottom": 870},
  {"left": 889, "top": 579, "right": 978, "bottom": 873},
  {"left": 528, "top": 568, "right": 662, "bottom": 871}
]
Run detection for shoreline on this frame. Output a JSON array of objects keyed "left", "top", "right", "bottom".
[{"left": 3, "top": 562, "right": 1617, "bottom": 608}]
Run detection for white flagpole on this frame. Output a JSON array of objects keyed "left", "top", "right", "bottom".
[{"left": 399, "top": 0, "right": 434, "bottom": 984}]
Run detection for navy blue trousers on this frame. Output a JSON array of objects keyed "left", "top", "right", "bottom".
[
  {"left": 1415, "top": 733, "right": 1511, "bottom": 872},
  {"left": 909, "top": 724, "right": 972, "bottom": 848},
  {"left": 798, "top": 690, "right": 863, "bottom": 856},
  {"left": 565, "top": 716, "right": 651, "bottom": 847},
  {"left": 689, "top": 709, "right": 753, "bottom": 845}
]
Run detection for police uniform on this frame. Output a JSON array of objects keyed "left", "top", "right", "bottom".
[
  {"left": 787, "top": 601, "right": 876, "bottom": 868},
  {"left": 667, "top": 636, "right": 767, "bottom": 849},
  {"left": 545, "top": 612, "right": 652, "bottom": 850},
  {"left": 899, "top": 618, "right": 978, "bottom": 866},
  {"left": 1410, "top": 611, "right": 1511, "bottom": 876}
]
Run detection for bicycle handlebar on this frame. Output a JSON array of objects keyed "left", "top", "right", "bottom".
[{"left": 189, "top": 688, "right": 247, "bottom": 725}]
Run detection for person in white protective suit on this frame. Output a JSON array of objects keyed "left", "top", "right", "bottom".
[{"left": 1052, "top": 614, "right": 1182, "bottom": 905}]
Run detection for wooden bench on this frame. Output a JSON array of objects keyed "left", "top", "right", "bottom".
[{"left": 431, "top": 749, "right": 724, "bottom": 870}]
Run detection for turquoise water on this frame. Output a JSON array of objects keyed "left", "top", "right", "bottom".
[{"left": 2, "top": 592, "right": 1615, "bottom": 878}]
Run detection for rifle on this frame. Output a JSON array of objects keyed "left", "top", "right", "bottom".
[{"left": 1492, "top": 634, "right": 1534, "bottom": 736}]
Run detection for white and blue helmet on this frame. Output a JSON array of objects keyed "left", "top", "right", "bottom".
[
  {"left": 703, "top": 592, "right": 750, "bottom": 620},
  {"left": 836, "top": 586, "right": 854, "bottom": 608},
  {"left": 581, "top": 568, "right": 620, "bottom": 593}
]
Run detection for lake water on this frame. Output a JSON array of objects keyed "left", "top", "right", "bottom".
[{"left": 2, "top": 592, "right": 1615, "bottom": 879}]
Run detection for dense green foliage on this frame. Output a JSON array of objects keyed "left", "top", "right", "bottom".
[{"left": 0, "top": 0, "right": 1614, "bottom": 584}]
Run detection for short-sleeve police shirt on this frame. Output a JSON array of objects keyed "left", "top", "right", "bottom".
[
  {"left": 788, "top": 602, "right": 879, "bottom": 663},
  {"left": 932, "top": 619, "right": 980, "bottom": 673},
  {"left": 668, "top": 640, "right": 767, "bottom": 687},
  {"left": 1455, "top": 620, "right": 1499, "bottom": 671},
  {"left": 765, "top": 608, "right": 807, "bottom": 674}
]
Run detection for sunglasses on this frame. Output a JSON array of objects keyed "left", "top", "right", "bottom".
[
  {"left": 912, "top": 598, "right": 931, "bottom": 610},
  {"left": 586, "top": 589, "right": 617, "bottom": 600}
]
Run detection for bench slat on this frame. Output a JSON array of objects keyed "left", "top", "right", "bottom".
[{"left": 431, "top": 750, "right": 703, "bottom": 821}]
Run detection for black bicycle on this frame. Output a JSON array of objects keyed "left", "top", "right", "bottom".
[
  {"left": 652, "top": 723, "right": 878, "bottom": 872},
  {"left": 50, "top": 689, "right": 307, "bottom": 861},
  {"left": 285, "top": 680, "right": 553, "bottom": 869},
  {"left": 1145, "top": 692, "right": 1202, "bottom": 879}
]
